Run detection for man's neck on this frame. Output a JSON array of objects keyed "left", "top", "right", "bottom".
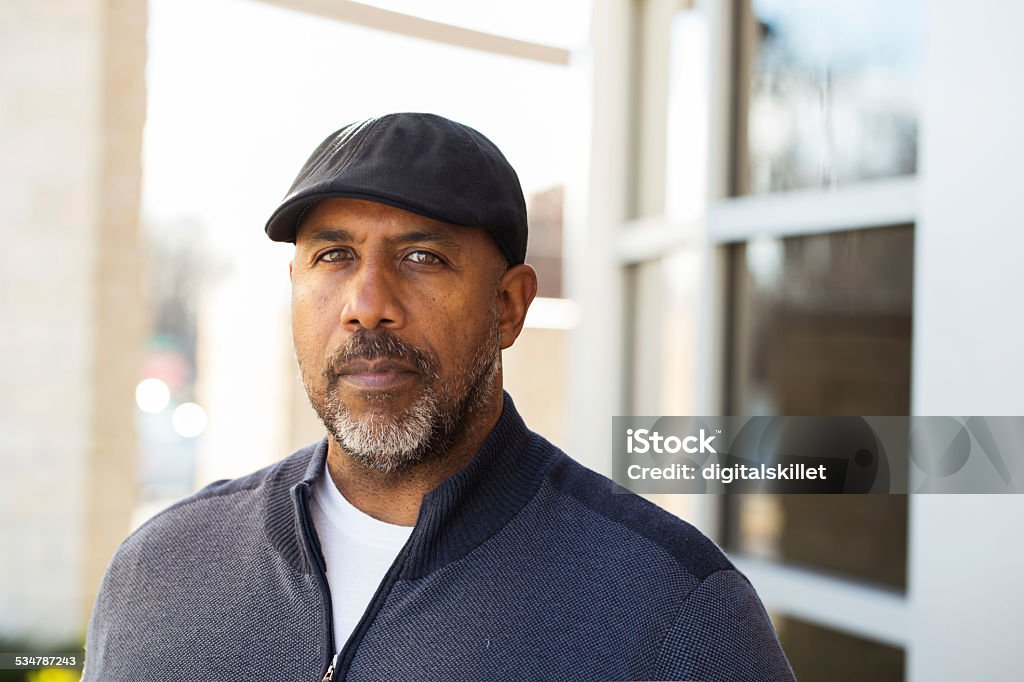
[{"left": 324, "top": 390, "right": 505, "bottom": 526}]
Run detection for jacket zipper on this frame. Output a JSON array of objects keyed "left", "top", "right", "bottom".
[
  {"left": 296, "top": 477, "right": 422, "bottom": 681},
  {"left": 293, "top": 484, "right": 338, "bottom": 682},
  {"left": 329, "top": 517, "right": 419, "bottom": 679},
  {"left": 320, "top": 652, "right": 342, "bottom": 682}
]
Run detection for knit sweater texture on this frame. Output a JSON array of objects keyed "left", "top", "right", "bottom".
[{"left": 83, "top": 392, "right": 795, "bottom": 681}]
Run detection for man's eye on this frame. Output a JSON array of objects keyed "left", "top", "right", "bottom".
[
  {"left": 406, "top": 250, "right": 443, "bottom": 265},
  {"left": 318, "top": 249, "right": 351, "bottom": 263}
]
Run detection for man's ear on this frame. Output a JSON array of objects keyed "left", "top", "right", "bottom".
[
  {"left": 289, "top": 259, "right": 294, "bottom": 283},
  {"left": 497, "top": 264, "right": 538, "bottom": 350}
]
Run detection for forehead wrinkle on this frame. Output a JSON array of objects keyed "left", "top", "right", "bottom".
[
  {"left": 296, "top": 226, "right": 356, "bottom": 247},
  {"left": 309, "top": 226, "right": 467, "bottom": 253},
  {"left": 296, "top": 222, "right": 468, "bottom": 251},
  {"left": 392, "top": 227, "right": 464, "bottom": 254}
]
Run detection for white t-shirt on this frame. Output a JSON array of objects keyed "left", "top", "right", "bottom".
[{"left": 310, "top": 462, "right": 414, "bottom": 653}]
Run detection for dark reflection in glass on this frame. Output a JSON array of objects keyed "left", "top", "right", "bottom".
[
  {"left": 774, "top": 615, "right": 904, "bottom": 681},
  {"left": 733, "top": 0, "right": 922, "bottom": 195},
  {"left": 725, "top": 225, "right": 913, "bottom": 590}
]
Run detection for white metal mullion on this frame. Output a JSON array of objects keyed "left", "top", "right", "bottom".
[
  {"left": 709, "top": 176, "right": 919, "bottom": 242},
  {"left": 614, "top": 177, "right": 920, "bottom": 264},
  {"left": 615, "top": 216, "right": 704, "bottom": 264},
  {"left": 251, "top": 0, "right": 572, "bottom": 65},
  {"left": 734, "top": 555, "right": 910, "bottom": 648}
]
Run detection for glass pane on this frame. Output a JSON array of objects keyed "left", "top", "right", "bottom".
[
  {"left": 629, "top": 249, "right": 704, "bottom": 416},
  {"left": 734, "top": 0, "right": 922, "bottom": 194},
  {"left": 775, "top": 615, "right": 904, "bottom": 681},
  {"left": 725, "top": 225, "right": 913, "bottom": 589},
  {"left": 628, "top": 251, "right": 708, "bottom": 528},
  {"left": 527, "top": 186, "right": 564, "bottom": 298}
]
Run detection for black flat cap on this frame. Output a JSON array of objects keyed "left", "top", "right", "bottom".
[{"left": 265, "top": 113, "right": 528, "bottom": 265}]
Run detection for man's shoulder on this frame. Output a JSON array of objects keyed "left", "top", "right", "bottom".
[
  {"left": 85, "top": 442, "right": 328, "bottom": 681},
  {"left": 538, "top": 443, "right": 734, "bottom": 581}
]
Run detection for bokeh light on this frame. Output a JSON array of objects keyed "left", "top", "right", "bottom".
[
  {"left": 135, "top": 378, "right": 171, "bottom": 413},
  {"left": 171, "top": 402, "right": 208, "bottom": 438}
]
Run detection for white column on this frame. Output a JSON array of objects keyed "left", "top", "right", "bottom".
[
  {"left": 909, "top": 1, "right": 1024, "bottom": 679},
  {"left": 564, "top": 0, "right": 636, "bottom": 474}
]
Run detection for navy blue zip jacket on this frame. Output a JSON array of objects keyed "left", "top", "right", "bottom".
[{"left": 83, "top": 392, "right": 795, "bottom": 681}]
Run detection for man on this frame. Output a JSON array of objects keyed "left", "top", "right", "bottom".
[{"left": 84, "top": 113, "right": 794, "bottom": 681}]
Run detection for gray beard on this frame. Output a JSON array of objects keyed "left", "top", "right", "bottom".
[{"left": 299, "top": 312, "right": 501, "bottom": 473}]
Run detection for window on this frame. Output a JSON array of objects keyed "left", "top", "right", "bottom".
[
  {"left": 733, "top": 0, "right": 921, "bottom": 195},
  {"left": 724, "top": 226, "right": 914, "bottom": 591},
  {"left": 616, "top": 2, "right": 922, "bottom": 677}
]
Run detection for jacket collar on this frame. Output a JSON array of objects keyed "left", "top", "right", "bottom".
[{"left": 268, "top": 391, "right": 555, "bottom": 580}]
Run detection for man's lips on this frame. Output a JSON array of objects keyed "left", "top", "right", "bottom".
[{"left": 336, "top": 359, "right": 419, "bottom": 390}]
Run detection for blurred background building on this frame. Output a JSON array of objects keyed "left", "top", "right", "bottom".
[{"left": 1, "top": 1, "right": 1022, "bottom": 680}]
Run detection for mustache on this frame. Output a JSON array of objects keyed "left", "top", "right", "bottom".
[{"left": 323, "top": 329, "right": 435, "bottom": 380}]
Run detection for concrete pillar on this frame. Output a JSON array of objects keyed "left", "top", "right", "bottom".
[{"left": 0, "top": 0, "right": 147, "bottom": 643}]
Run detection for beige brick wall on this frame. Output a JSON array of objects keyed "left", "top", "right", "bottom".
[
  {"left": 84, "top": 0, "right": 148, "bottom": 637},
  {"left": 0, "top": 0, "right": 146, "bottom": 644}
]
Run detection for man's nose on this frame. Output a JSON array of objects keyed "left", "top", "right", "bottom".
[{"left": 340, "top": 261, "right": 404, "bottom": 331}]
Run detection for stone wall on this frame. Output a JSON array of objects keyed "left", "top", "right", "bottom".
[{"left": 0, "top": 0, "right": 147, "bottom": 644}]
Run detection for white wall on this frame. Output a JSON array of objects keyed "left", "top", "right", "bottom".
[{"left": 910, "top": 1, "right": 1024, "bottom": 679}]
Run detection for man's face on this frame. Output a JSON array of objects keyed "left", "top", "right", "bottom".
[{"left": 290, "top": 198, "right": 511, "bottom": 473}]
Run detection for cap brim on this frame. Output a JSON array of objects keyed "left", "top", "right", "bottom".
[{"left": 264, "top": 190, "right": 475, "bottom": 243}]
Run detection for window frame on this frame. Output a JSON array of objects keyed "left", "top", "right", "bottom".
[{"left": 608, "top": 0, "right": 917, "bottom": 651}]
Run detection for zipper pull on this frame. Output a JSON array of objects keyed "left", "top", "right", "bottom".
[{"left": 321, "top": 652, "right": 343, "bottom": 681}]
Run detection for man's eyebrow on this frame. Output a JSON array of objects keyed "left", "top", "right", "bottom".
[
  {"left": 298, "top": 225, "right": 464, "bottom": 252},
  {"left": 393, "top": 227, "right": 463, "bottom": 252},
  {"left": 300, "top": 227, "right": 354, "bottom": 245}
]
